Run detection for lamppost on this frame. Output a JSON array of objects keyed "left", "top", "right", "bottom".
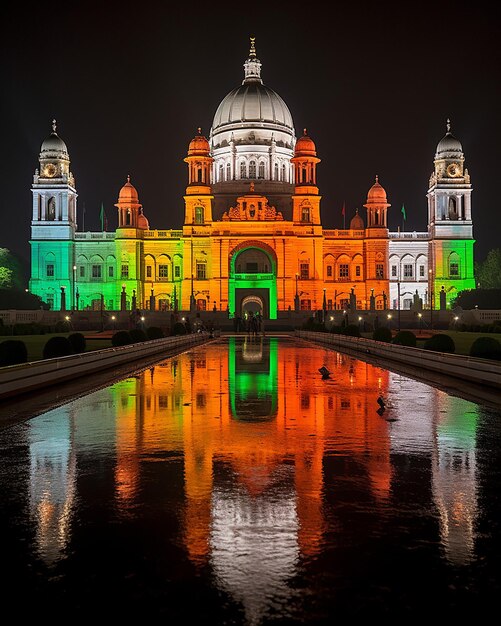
[
  {"left": 322, "top": 287, "right": 327, "bottom": 322},
  {"left": 72, "top": 264, "right": 77, "bottom": 310},
  {"left": 428, "top": 268, "right": 433, "bottom": 330},
  {"left": 397, "top": 279, "right": 401, "bottom": 331},
  {"left": 417, "top": 312, "right": 422, "bottom": 333},
  {"left": 295, "top": 273, "right": 299, "bottom": 312},
  {"left": 76, "top": 288, "right": 80, "bottom": 311}
]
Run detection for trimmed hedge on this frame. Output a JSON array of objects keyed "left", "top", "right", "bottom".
[
  {"left": 43, "top": 336, "right": 73, "bottom": 359},
  {"left": 423, "top": 333, "right": 455, "bottom": 353},
  {"left": 111, "top": 330, "right": 132, "bottom": 346},
  {"left": 373, "top": 327, "right": 392, "bottom": 342},
  {"left": 147, "top": 326, "right": 164, "bottom": 340},
  {"left": 469, "top": 336, "right": 501, "bottom": 360},
  {"left": 68, "top": 332, "right": 86, "bottom": 353},
  {"left": 342, "top": 324, "right": 361, "bottom": 337},
  {"left": 0, "top": 339, "right": 28, "bottom": 366},
  {"left": 129, "top": 328, "right": 148, "bottom": 343},
  {"left": 171, "top": 322, "right": 187, "bottom": 336},
  {"left": 392, "top": 330, "right": 417, "bottom": 347}
]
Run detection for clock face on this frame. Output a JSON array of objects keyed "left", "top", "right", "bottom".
[
  {"left": 43, "top": 163, "right": 57, "bottom": 177},
  {"left": 447, "top": 163, "right": 460, "bottom": 177}
]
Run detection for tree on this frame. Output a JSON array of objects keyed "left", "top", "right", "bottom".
[
  {"left": 475, "top": 248, "right": 501, "bottom": 289},
  {"left": 0, "top": 248, "right": 24, "bottom": 289},
  {"left": 0, "top": 288, "right": 47, "bottom": 310}
]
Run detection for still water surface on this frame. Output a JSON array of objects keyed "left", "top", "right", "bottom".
[{"left": 1, "top": 337, "right": 500, "bottom": 623}]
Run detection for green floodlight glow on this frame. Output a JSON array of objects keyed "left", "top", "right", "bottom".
[
  {"left": 228, "top": 337, "right": 278, "bottom": 420},
  {"left": 228, "top": 246, "right": 278, "bottom": 319}
]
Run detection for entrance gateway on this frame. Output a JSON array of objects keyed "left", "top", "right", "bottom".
[{"left": 229, "top": 244, "right": 278, "bottom": 319}]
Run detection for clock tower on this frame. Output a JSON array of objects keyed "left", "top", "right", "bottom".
[
  {"left": 427, "top": 120, "right": 475, "bottom": 306},
  {"left": 29, "top": 120, "right": 77, "bottom": 309}
]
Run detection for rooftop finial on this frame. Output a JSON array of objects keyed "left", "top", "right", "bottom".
[
  {"left": 243, "top": 36, "right": 262, "bottom": 84},
  {"left": 197, "top": 127, "right": 202, "bottom": 135},
  {"left": 52, "top": 119, "right": 57, "bottom": 133},
  {"left": 249, "top": 36, "right": 256, "bottom": 57},
  {"left": 375, "top": 174, "right": 379, "bottom": 183},
  {"left": 303, "top": 128, "right": 307, "bottom": 136},
  {"left": 127, "top": 174, "right": 130, "bottom": 183},
  {"left": 447, "top": 118, "right": 451, "bottom": 133}
]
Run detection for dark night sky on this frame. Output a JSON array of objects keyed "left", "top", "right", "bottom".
[{"left": 1, "top": 1, "right": 500, "bottom": 280}]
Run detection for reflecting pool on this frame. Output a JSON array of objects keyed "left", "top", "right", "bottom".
[{"left": 1, "top": 336, "right": 500, "bottom": 623}]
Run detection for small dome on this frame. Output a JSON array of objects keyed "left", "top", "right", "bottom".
[
  {"left": 137, "top": 210, "right": 149, "bottom": 230},
  {"left": 366, "top": 176, "right": 387, "bottom": 203},
  {"left": 41, "top": 120, "right": 68, "bottom": 156},
  {"left": 295, "top": 129, "right": 317, "bottom": 156},
  {"left": 436, "top": 130, "right": 463, "bottom": 158},
  {"left": 118, "top": 175, "right": 139, "bottom": 203},
  {"left": 188, "top": 129, "right": 210, "bottom": 156},
  {"left": 350, "top": 210, "right": 364, "bottom": 230}
]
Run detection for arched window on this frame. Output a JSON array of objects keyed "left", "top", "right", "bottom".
[
  {"left": 301, "top": 206, "right": 310, "bottom": 222},
  {"left": 281, "top": 164, "right": 286, "bottom": 182},
  {"left": 48, "top": 197, "right": 56, "bottom": 221},
  {"left": 448, "top": 196, "right": 458, "bottom": 220},
  {"left": 195, "top": 206, "right": 204, "bottom": 224},
  {"left": 240, "top": 162, "right": 247, "bottom": 179},
  {"left": 258, "top": 162, "right": 265, "bottom": 179},
  {"left": 219, "top": 164, "right": 224, "bottom": 182},
  {"left": 226, "top": 163, "right": 231, "bottom": 181},
  {"left": 274, "top": 163, "right": 278, "bottom": 180},
  {"left": 249, "top": 160, "right": 257, "bottom": 178},
  {"left": 449, "top": 253, "right": 460, "bottom": 277},
  {"left": 197, "top": 167, "right": 202, "bottom": 183}
]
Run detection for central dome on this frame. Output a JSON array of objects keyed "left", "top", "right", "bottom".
[
  {"left": 212, "top": 83, "right": 294, "bottom": 131},
  {"left": 209, "top": 39, "right": 297, "bottom": 221},
  {"left": 212, "top": 38, "right": 294, "bottom": 133}
]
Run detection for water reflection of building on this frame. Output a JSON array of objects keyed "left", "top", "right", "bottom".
[
  {"left": 386, "top": 373, "right": 478, "bottom": 565},
  {"left": 432, "top": 394, "right": 478, "bottom": 565},
  {"left": 108, "top": 338, "right": 392, "bottom": 623},
  {"left": 29, "top": 407, "right": 76, "bottom": 564}
]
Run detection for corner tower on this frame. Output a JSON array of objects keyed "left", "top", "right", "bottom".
[
  {"left": 29, "top": 120, "right": 77, "bottom": 309},
  {"left": 427, "top": 120, "right": 475, "bottom": 307}
]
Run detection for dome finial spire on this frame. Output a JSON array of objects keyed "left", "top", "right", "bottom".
[
  {"left": 375, "top": 174, "right": 379, "bottom": 183},
  {"left": 52, "top": 119, "right": 57, "bottom": 133},
  {"left": 127, "top": 174, "right": 130, "bottom": 183},
  {"left": 198, "top": 127, "right": 202, "bottom": 135},
  {"left": 243, "top": 36, "right": 262, "bottom": 84},
  {"left": 447, "top": 118, "right": 451, "bottom": 133},
  {"left": 303, "top": 128, "right": 307, "bottom": 136}
]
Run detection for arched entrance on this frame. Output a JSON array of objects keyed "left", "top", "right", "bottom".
[
  {"left": 241, "top": 295, "right": 264, "bottom": 318},
  {"left": 229, "top": 242, "right": 278, "bottom": 320}
]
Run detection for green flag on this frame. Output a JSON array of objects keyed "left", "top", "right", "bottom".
[{"left": 401, "top": 204, "right": 407, "bottom": 221}]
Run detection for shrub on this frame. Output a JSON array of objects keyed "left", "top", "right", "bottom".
[
  {"left": 329, "top": 325, "right": 343, "bottom": 334},
  {"left": 469, "top": 336, "right": 501, "bottom": 360},
  {"left": 0, "top": 339, "right": 28, "bottom": 366},
  {"left": 54, "top": 320, "right": 71, "bottom": 333},
  {"left": 373, "top": 327, "right": 392, "bottom": 342},
  {"left": 42, "top": 336, "right": 73, "bottom": 359},
  {"left": 68, "top": 332, "right": 86, "bottom": 353},
  {"left": 342, "top": 324, "right": 361, "bottom": 337},
  {"left": 111, "top": 330, "right": 132, "bottom": 346},
  {"left": 171, "top": 322, "right": 187, "bottom": 336},
  {"left": 129, "top": 328, "right": 148, "bottom": 343},
  {"left": 424, "top": 333, "right": 455, "bottom": 353},
  {"left": 147, "top": 326, "right": 164, "bottom": 340},
  {"left": 392, "top": 330, "right": 417, "bottom": 347}
]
